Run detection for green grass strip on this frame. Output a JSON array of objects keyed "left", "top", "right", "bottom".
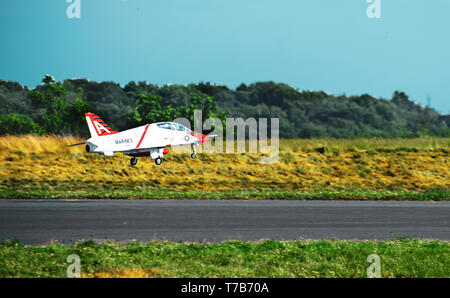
[
  {"left": 0, "top": 188, "right": 449, "bottom": 201},
  {"left": 1, "top": 239, "right": 449, "bottom": 278}
]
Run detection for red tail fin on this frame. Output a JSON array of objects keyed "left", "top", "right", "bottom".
[{"left": 85, "top": 113, "right": 118, "bottom": 137}]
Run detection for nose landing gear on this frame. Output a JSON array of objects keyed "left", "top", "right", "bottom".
[
  {"left": 130, "top": 157, "right": 138, "bottom": 166},
  {"left": 191, "top": 143, "right": 197, "bottom": 159},
  {"left": 155, "top": 157, "right": 162, "bottom": 165}
]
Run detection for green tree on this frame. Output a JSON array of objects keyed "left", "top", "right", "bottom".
[
  {"left": 126, "top": 93, "right": 182, "bottom": 126},
  {"left": 28, "top": 75, "right": 91, "bottom": 135},
  {"left": 126, "top": 93, "right": 228, "bottom": 132},
  {"left": 0, "top": 113, "right": 43, "bottom": 135},
  {"left": 67, "top": 98, "right": 92, "bottom": 136}
]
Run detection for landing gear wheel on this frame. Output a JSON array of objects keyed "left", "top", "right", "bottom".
[
  {"left": 130, "top": 157, "right": 137, "bottom": 166},
  {"left": 155, "top": 157, "right": 162, "bottom": 165},
  {"left": 191, "top": 143, "right": 197, "bottom": 159}
]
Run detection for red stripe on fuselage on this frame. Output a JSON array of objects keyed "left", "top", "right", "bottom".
[{"left": 136, "top": 124, "right": 150, "bottom": 148}]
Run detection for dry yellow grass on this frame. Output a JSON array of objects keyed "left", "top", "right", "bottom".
[
  {"left": 0, "top": 135, "right": 449, "bottom": 192},
  {"left": 82, "top": 268, "right": 162, "bottom": 278}
]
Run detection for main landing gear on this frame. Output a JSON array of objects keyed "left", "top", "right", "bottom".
[
  {"left": 130, "top": 156, "right": 163, "bottom": 166},
  {"left": 130, "top": 145, "right": 196, "bottom": 166}
]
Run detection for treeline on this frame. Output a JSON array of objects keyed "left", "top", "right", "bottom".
[{"left": 0, "top": 75, "right": 449, "bottom": 138}]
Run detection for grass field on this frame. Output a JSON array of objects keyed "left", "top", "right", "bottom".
[
  {"left": 0, "top": 136, "right": 450, "bottom": 200},
  {"left": 0, "top": 135, "right": 449, "bottom": 200},
  {"left": 1, "top": 238, "right": 448, "bottom": 278},
  {"left": 1, "top": 136, "right": 449, "bottom": 278}
]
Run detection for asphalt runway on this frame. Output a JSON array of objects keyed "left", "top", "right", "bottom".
[{"left": 0, "top": 200, "right": 449, "bottom": 244}]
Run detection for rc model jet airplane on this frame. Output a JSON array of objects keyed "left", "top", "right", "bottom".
[{"left": 68, "top": 113, "right": 213, "bottom": 166}]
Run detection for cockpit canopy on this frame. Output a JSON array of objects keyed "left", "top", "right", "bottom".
[{"left": 156, "top": 122, "right": 192, "bottom": 133}]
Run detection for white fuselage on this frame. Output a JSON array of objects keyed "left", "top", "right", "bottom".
[{"left": 86, "top": 123, "right": 197, "bottom": 156}]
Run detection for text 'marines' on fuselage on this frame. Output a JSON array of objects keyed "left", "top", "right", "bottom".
[{"left": 68, "top": 113, "right": 213, "bottom": 166}]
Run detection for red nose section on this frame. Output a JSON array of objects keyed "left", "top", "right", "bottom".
[{"left": 190, "top": 133, "right": 209, "bottom": 144}]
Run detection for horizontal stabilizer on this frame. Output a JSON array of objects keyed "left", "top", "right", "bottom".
[{"left": 67, "top": 142, "right": 85, "bottom": 147}]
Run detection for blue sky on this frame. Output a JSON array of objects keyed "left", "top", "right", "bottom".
[{"left": 0, "top": 0, "right": 449, "bottom": 113}]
